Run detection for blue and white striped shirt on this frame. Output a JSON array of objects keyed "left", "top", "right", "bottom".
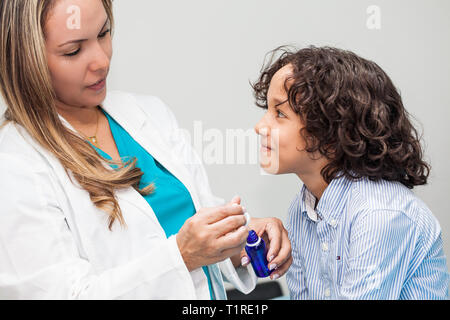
[{"left": 286, "top": 175, "right": 449, "bottom": 300}]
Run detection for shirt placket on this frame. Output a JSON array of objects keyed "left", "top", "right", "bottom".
[{"left": 317, "top": 219, "right": 334, "bottom": 300}]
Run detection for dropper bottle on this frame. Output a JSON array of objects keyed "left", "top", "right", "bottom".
[{"left": 245, "top": 230, "right": 272, "bottom": 278}]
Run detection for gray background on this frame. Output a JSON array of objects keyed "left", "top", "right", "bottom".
[{"left": 2, "top": 0, "right": 449, "bottom": 297}]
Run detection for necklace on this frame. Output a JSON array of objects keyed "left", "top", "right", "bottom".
[{"left": 86, "top": 107, "right": 100, "bottom": 148}]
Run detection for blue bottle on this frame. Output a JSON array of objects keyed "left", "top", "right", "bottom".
[{"left": 245, "top": 230, "right": 272, "bottom": 278}]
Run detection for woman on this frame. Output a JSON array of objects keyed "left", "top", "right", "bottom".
[
  {"left": 0, "top": 0, "right": 291, "bottom": 299},
  {"left": 252, "top": 46, "right": 449, "bottom": 299}
]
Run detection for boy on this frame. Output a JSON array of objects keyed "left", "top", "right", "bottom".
[{"left": 252, "top": 46, "right": 449, "bottom": 299}]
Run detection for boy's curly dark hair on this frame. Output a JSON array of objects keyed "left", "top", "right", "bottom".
[{"left": 252, "top": 46, "right": 430, "bottom": 189}]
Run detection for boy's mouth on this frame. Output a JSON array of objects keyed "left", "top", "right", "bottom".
[{"left": 261, "top": 144, "right": 272, "bottom": 153}]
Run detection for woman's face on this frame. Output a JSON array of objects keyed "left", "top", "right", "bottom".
[
  {"left": 254, "top": 64, "right": 313, "bottom": 175},
  {"left": 44, "top": 0, "right": 112, "bottom": 110}
]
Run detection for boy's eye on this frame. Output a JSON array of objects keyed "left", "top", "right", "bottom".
[{"left": 276, "top": 109, "right": 286, "bottom": 118}]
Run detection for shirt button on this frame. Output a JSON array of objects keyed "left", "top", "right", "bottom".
[
  {"left": 321, "top": 242, "right": 329, "bottom": 251},
  {"left": 330, "top": 219, "right": 337, "bottom": 227},
  {"left": 324, "top": 288, "right": 331, "bottom": 297}
]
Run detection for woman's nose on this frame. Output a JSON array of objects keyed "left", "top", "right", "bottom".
[{"left": 89, "top": 44, "right": 110, "bottom": 72}]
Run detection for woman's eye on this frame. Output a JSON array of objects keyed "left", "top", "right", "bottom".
[
  {"left": 64, "top": 48, "right": 80, "bottom": 57},
  {"left": 63, "top": 29, "right": 110, "bottom": 57},
  {"left": 99, "top": 29, "right": 110, "bottom": 38}
]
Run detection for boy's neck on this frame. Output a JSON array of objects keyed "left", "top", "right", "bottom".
[{"left": 296, "top": 170, "right": 329, "bottom": 202}]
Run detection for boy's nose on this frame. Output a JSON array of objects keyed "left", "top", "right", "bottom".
[{"left": 254, "top": 117, "right": 269, "bottom": 136}]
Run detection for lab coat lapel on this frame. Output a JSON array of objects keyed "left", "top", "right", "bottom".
[
  {"left": 55, "top": 91, "right": 202, "bottom": 229},
  {"left": 100, "top": 92, "right": 203, "bottom": 213}
]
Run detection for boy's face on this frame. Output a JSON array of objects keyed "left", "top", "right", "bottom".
[{"left": 254, "top": 64, "right": 319, "bottom": 176}]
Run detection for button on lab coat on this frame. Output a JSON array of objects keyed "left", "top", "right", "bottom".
[{"left": 0, "top": 90, "right": 257, "bottom": 299}]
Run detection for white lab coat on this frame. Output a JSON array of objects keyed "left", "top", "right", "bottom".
[{"left": 0, "top": 90, "right": 257, "bottom": 299}]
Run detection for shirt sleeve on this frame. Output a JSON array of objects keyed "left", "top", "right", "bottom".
[
  {"left": 338, "top": 208, "right": 417, "bottom": 299},
  {"left": 400, "top": 212, "right": 449, "bottom": 299},
  {"left": 0, "top": 153, "right": 197, "bottom": 299}
]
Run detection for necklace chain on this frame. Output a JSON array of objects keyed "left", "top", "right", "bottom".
[{"left": 85, "top": 107, "right": 100, "bottom": 148}]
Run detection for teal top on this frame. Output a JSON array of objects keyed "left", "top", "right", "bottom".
[{"left": 90, "top": 109, "right": 214, "bottom": 299}]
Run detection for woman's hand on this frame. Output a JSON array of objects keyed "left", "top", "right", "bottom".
[
  {"left": 230, "top": 197, "right": 292, "bottom": 280},
  {"left": 176, "top": 201, "right": 249, "bottom": 272}
]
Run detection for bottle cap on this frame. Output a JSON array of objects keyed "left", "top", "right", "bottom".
[{"left": 246, "top": 230, "right": 261, "bottom": 247}]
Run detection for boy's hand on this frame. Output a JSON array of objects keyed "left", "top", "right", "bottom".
[{"left": 229, "top": 196, "right": 292, "bottom": 280}]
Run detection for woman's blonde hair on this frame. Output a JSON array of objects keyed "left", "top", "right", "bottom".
[{"left": 0, "top": 0, "right": 154, "bottom": 230}]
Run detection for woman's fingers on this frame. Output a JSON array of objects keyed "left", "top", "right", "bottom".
[
  {"left": 211, "top": 214, "right": 247, "bottom": 237},
  {"left": 229, "top": 195, "right": 241, "bottom": 205},
  {"left": 203, "top": 203, "right": 245, "bottom": 225},
  {"left": 178, "top": 196, "right": 293, "bottom": 274},
  {"left": 221, "top": 244, "right": 247, "bottom": 263},
  {"left": 216, "top": 225, "right": 249, "bottom": 251}
]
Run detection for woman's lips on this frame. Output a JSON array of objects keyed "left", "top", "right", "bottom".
[{"left": 87, "top": 78, "right": 106, "bottom": 91}]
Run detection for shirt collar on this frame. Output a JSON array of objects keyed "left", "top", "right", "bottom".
[
  {"left": 304, "top": 186, "right": 319, "bottom": 222},
  {"left": 299, "top": 185, "right": 319, "bottom": 222},
  {"left": 299, "top": 174, "right": 354, "bottom": 227}
]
